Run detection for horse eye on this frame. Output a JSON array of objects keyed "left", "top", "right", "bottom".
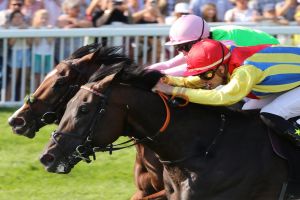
[
  {"left": 59, "top": 70, "right": 66, "bottom": 76},
  {"left": 53, "top": 78, "right": 65, "bottom": 88},
  {"left": 79, "top": 106, "right": 89, "bottom": 113}
]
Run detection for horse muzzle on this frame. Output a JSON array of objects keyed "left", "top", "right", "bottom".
[
  {"left": 40, "top": 152, "right": 78, "bottom": 174},
  {"left": 8, "top": 116, "right": 37, "bottom": 138}
]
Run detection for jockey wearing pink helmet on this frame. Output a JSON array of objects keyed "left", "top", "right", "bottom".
[
  {"left": 165, "top": 15, "right": 210, "bottom": 46},
  {"left": 147, "top": 14, "right": 279, "bottom": 76}
]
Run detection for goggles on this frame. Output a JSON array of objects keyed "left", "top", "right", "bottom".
[
  {"left": 198, "top": 67, "right": 219, "bottom": 81},
  {"left": 174, "top": 40, "right": 199, "bottom": 52}
]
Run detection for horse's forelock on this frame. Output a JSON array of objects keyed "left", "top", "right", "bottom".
[
  {"left": 68, "top": 43, "right": 102, "bottom": 59},
  {"left": 91, "top": 46, "right": 132, "bottom": 66}
]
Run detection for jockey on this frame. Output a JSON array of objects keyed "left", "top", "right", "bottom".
[
  {"left": 147, "top": 14, "right": 279, "bottom": 76},
  {"left": 153, "top": 39, "right": 300, "bottom": 147}
]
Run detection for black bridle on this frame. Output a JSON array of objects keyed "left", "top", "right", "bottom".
[
  {"left": 25, "top": 61, "right": 88, "bottom": 129},
  {"left": 50, "top": 82, "right": 171, "bottom": 165}
]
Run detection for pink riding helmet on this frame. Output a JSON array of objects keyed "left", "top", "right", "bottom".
[{"left": 165, "top": 15, "right": 210, "bottom": 46}]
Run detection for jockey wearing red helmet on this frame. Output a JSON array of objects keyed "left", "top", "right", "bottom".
[{"left": 153, "top": 38, "right": 300, "bottom": 147}]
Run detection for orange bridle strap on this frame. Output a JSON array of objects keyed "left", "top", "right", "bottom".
[{"left": 157, "top": 92, "right": 171, "bottom": 132}]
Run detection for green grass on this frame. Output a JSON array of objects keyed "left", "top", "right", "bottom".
[{"left": 0, "top": 108, "right": 136, "bottom": 200}]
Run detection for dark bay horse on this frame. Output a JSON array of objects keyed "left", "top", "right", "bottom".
[
  {"left": 8, "top": 44, "right": 165, "bottom": 200},
  {"left": 8, "top": 43, "right": 131, "bottom": 138},
  {"left": 39, "top": 65, "right": 289, "bottom": 200}
]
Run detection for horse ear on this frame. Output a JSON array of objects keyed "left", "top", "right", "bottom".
[
  {"left": 93, "top": 74, "right": 116, "bottom": 91},
  {"left": 70, "top": 52, "right": 95, "bottom": 73}
]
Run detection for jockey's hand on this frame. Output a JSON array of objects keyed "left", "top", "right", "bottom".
[{"left": 152, "top": 79, "right": 174, "bottom": 95}]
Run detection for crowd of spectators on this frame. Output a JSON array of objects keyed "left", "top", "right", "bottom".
[
  {"left": 1, "top": 0, "right": 300, "bottom": 28},
  {"left": 1, "top": 0, "right": 300, "bottom": 101}
]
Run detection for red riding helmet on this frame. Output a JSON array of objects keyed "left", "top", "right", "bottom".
[{"left": 184, "top": 39, "right": 231, "bottom": 76}]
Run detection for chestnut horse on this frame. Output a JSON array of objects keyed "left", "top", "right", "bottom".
[
  {"left": 8, "top": 44, "right": 165, "bottom": 200},
  {"left": 39, "top": 64, "right": 291, "bottom": 199}
]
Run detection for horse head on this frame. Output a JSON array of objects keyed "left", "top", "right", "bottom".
[
  {"left": 8, "top": 43, "right": 132, "bottom": 138},
  {"left": 39, "top": 65, "right": 165, "bottom": 173},
  {"left": 39, "top": 74, "right": 119, "bottom": 173}
]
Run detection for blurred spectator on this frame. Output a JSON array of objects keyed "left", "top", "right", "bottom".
[
  {"left": 295, "top": 3, "right": 300, "bottom": 22},
  {"left": 292, "top": 4, "right": 300, "bottom": 46},
  {"left": 86, "top": 0, "right": 107, "bottom": 26},
  {"left": 132, "top": 0, "right": 165, "bottom": 24},
  {"left": 127, "top": 0, "right": 143, "bottom": 15},
  {"left": 0, "top": 0, "right": 25, "bottom": 26},
  {"left": 43, "top": 0, "right": 62, "bottom": 26},
  {"left": 249, "top": 0, "right": 281, "bottom": 15},
  {"left": 57, "top": 0, "right": 92, "bottom": 57},
  {"left": 165, "top": 2, "right": 190, "bottom": 24},
  {"left": 156, "top": 0, "right": 168, "bottom": 16},
  {"left": 163, "top": 0, "right": 175, "bottom": 16},
  {"left": 31, "top": 9, "right": 54, "bottom": 88},
  {"left": 275, "top": 0, "right": 296, "bottom": 45},
  {"left": 189, "top": 0, "right": 233, "bottom": 21},
  {"left": 201, "top": 2, "right": 218, "bottom": 22},
  {"left": 21, "top": 0, "right": 44, "bottom": 24},
  {"left": 95, "top": 0, "right": 129, "bottom": 26},
  {"left": 57, "top": 0, "right": 92, "bottom": 28},
  {"left": 0, "top": 0, "right": 9, "bottom": 10},
  {"left": 255, "top": 3, "right": 289, "bottom": 25},
  {"left": 224, "top": 0, "right": 259, "bottom": 22},
  {"left": 6, "top": 10, "right": 31, "bottom": 100},
  {"left": 86, "top": 0, "right": 111, "bottom": 17},
  {"left": 276, "top": 0, "right": 299, "bottom": 21},
  {"left": 79, "top": 0, "right": 91, "bottom": 18}
]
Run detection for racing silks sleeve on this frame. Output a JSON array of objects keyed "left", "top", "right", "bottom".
[
  {"left": 162, "top": 75, "right": 205, "bottom": 89},
  {"left": 170, "top": 65, "right": 263, "bottom": 106}
]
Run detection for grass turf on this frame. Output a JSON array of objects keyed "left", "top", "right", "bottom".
[{"left": 0, "top": 107, "right": 136, "bottom": 200}]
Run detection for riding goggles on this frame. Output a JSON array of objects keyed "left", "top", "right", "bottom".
[{"left": 198, "top": 67, "right": 219, "bottom": 81}]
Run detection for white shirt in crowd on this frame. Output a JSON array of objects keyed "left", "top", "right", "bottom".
[{"left": 224, "top": 7, "right": 257, "bottom": 22}]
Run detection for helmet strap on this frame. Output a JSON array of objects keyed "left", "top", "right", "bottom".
[
  {"left": 222, "top": 64, "right": 229, "bottom": 84},
  {"left": 218, "top": 42, "right": 228, "bottom": 84},
  {"left": 199, "top": 17, "right": 205, "bottom": 40}
]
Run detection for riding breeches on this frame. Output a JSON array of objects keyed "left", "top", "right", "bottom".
[{"left": 242, "top": 86, "right": 300, "bottom": 120}]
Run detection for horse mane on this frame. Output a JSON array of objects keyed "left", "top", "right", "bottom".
[
  {"left": 86, "top": 45, "right": 163, "bottom": 90},
  {"left": 89, "top": 61, "right": 164, "bottom": 91},
  {"left": 68, "top": 43, "right": 102, "bottom": 59}
]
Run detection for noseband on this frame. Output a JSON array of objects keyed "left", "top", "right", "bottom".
[{"left": 50, "top": 85, "right": 108, "bottom": 164}]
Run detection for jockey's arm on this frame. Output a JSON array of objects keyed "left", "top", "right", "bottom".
[
  {"left": 147, "top": 53, "right": 186, "bottom": 71},
  {"left": 162, "top": 75, "right": 205, "bottom": 88},
  {"left": 155, "top": 65, "right": 262, "bottom": 106}
]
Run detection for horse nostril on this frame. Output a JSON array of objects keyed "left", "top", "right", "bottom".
[
  {"left": 8, "top": 117, "right": 25, "bottom": 127},
  {"left": 40, "top": 154, "right": 55, "bottom": 166}
]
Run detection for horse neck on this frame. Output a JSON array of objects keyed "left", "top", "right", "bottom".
[
  {"left": 114, "top": 85, "right": 224, "bottom": 163},
  {"left": 121, "top": 87, "right": 272, "bottom": 166}
]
